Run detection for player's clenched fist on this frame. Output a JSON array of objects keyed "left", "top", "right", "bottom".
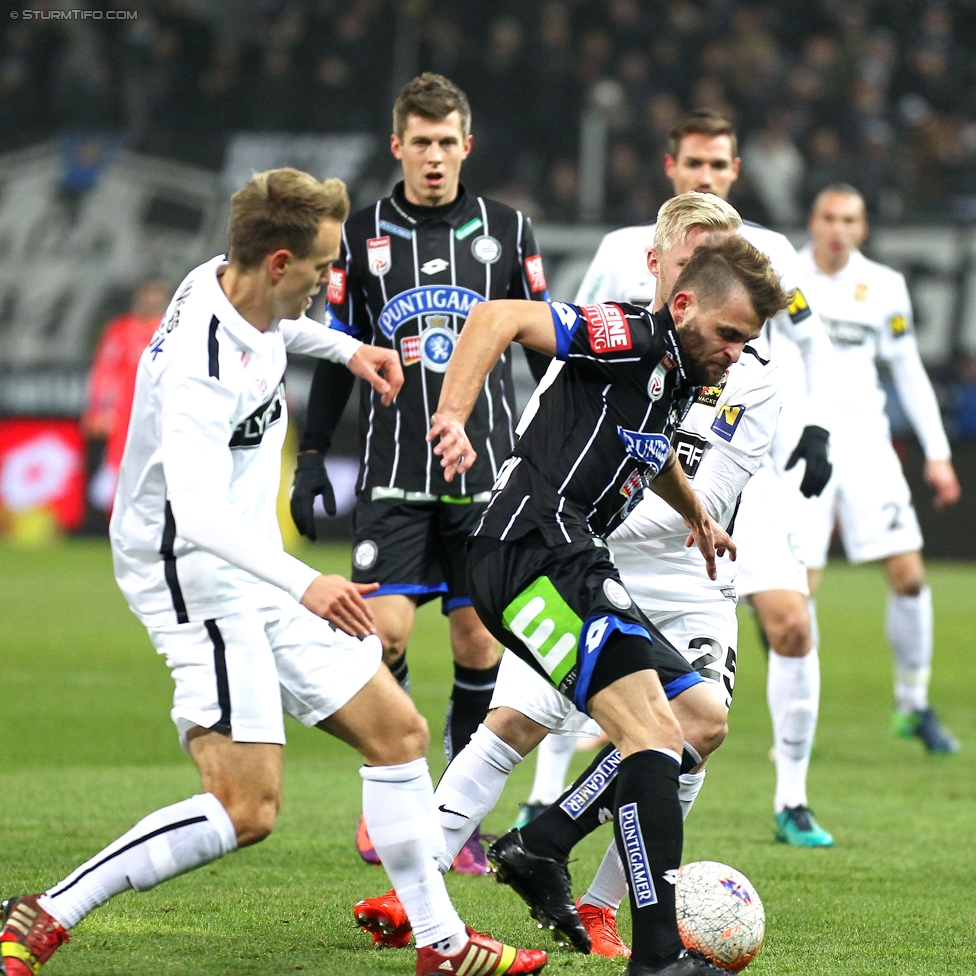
[
  {"left": 427, "top": 411, "right": 477, "bottom": 482},
  {"left": 301, "top": 575, "right": 379, "bottom": 637}
]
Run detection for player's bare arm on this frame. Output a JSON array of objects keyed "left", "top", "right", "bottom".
[
  {"left": 646, "top": 451, "right": 736, "bottom": 579},
  {"left": 924, "top": 458, "right": 961, "bottom": 510},
  {"left": 428, "top": 300, "right": 556, "bottom": 480},
  {"left": 347, "top": 344, "right": 403, "bottom": 406}
]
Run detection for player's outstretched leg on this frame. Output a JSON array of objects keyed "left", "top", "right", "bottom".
[{"left": 2, "top": 791, "right": 238, "bottom": 975}]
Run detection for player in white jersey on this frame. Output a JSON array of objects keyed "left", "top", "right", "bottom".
[
  {"left": 0, "top": 169, "right": 547, "bottom": 976},
  {"left": 519, "top": 110, "right": 835, "bottom": 847},
  {"left": 797, "top": 184, "right": 961, "bottom": 753},
  {"left": 350, "top": 193, "right": 780, "bottom": 962}
]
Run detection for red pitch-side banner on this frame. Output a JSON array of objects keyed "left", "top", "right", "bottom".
[{"left": 0, "top": 419, "right": 86, "bottom": 531}]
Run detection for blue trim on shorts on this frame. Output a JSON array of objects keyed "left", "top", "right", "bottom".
[
  {"left": 574, "top": 615, "right": 652, "bottom": 715},
  {"left": 370, "top": 583, "right": 448, "bottom": 603},
  {"left": 442, "top": 595, "right": 473, "bottom": 615},
  {"left": 663, "top": 671, "right": 705, "bottom": 699}
]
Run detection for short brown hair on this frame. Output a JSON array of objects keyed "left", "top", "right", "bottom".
[
  {"left": 668, "top": 109, "right": 738, "bottom": 159},
  {"left": 672, "top": 235, "right": 788, "bottom": 324},
  {"left": 393, "top": 72, "right": 471, "bottom": 139},
  {"left": 228, "top": 167, "right": 350, "bottom": 269}
]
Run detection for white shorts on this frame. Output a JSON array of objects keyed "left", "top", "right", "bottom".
[
  {"left": 489, "top": 601, "right": 739, "bottom": 735},
  {"left": 148, "top": 599, "right": 383, "bottom": 751},
  {"left": 799, "top": 437, "right": 923, "bottom": 568},
  {"left": 733, "top": 465, "right": 809, "bottom": 598}
]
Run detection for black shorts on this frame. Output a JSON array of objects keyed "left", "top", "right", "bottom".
[
  {"left": 468, "top": 534, "right": 702, "bottom": 715},
  {"left": 351, "top": 495, "right": 487, "bottom": 614}
]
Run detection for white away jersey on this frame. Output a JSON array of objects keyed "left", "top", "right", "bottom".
[
  {"left": 796, "top": 246, "right": 950, "bottom": 459},
  {"left": 576, "top": 219, "right": 835, "bottom": 467},
  {"left": 608, "top": 350, "right": 780, "bottom": 610},
  {"left": 111, "top": 255, "right": 361, "bottom": 626}
]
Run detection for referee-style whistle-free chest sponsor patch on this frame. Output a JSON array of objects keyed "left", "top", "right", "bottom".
[
  {"left": 710, "top": 403, "right": 746, "bottom": 442},
  {"left": 229, "top": 379, "right": 285, "bottom": 448},
  {"left": 616, "top": 427, "right": 671, "bottom": 473},
  {"left": 581, "top": 303, "right": 632, "bottom": 353},
  {"left": 786, "top": 288, "right": 812, "bottom": 323}
]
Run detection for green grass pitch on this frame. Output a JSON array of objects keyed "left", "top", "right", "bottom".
[{"left": 1, "top": 539, "right": 974, "bottom": 975}]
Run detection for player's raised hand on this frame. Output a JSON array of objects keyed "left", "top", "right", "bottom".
[
  {"left": 301, "top": 575, "right": 379, "bottom": 637},
  {"left": 427, "top": 411, "right": 477, "bottom": 482},
  {"left": 925, "top": 458, "right": 961, "bottom": 510},
  {"left": 347, "top": 345, "right": 403, "bottom": 406},
  {"left": 685, "top": 515, "right": 736, "bottom": 581}
]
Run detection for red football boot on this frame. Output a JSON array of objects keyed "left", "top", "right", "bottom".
[
  {"left": 1, "top": 895, "right": 70, "bottom": 976},
  {"left": 416, "top": 929, "right": 547, "bottom": 975},
  {"left": 576, "top": 899, "right": 631, "bottom": 959},
  {"left": 353, "top": 889, "right": 412, "bottom": 948},
  {"left": 356, "top": 814, "right": 381, "bottom": 865}
]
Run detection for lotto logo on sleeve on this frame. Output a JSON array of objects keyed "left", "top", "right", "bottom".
[
  {"left": 525, "top": 254, "right": 548, "bottom": 292},
  {"left": 581, "top": 303, "right": 632, "bottom": 353},
  {"left": 326, "top": 267, "right": 346, "bottom": 305},
  {"left": 711, "top": 403, "right": 746, "bottom": 442}
]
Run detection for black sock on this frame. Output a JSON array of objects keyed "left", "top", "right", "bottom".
[
  {"left": 388, "top": 653, "right": 410, "bottom": 692},
  {"left": 613, "top": 750, "right": 684, "bottom": 966},
  {"left": 444, "top": 662, "right": 499, "bottom": 761},
  {"left": 520, "top": 743, "right": 621, "bottom": 860}
]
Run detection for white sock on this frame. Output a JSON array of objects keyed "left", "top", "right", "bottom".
[
  {"left": 887, "top": 587, "right": 933, "bottom": 714},
  {"left": 38, "top": 793, "right": 236, "bottom": 929},
  {"left": 361, "top": 758, "right": 465, "bottom": 948},
  {"left": 768, "top": 649, "right": 820, "bottom": 812},
  {"left": 580, "top": 768, "right": 706, "bottom": 912},
  {"left": 527, "top": 733, "right": 577, "bottom": 805},
  {"left": 433, "top": 724, "right": 523, "bottom": 872}
]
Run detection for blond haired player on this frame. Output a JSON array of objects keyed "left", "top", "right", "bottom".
[
  {"left": 798, "top": 184, "right": 960, "bottom": 753},
  {"left": 0, "top": 169, "right": 546, "bottom": 976}
]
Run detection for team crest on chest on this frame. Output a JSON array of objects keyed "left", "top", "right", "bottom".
[
  {"left": 420, "top": 315, "right": 456, "bottom": 372},
  {"left": 471, "top": 234, "right": 502, "bottom": 265},
  {"left": 367, "top": 236, "right": 392, "bottom": 276}
]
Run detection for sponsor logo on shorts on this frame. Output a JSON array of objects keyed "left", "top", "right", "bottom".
[
  {"left": 367, "top": 236, "right": 392, "bottom": 277},
  {"left": 471, "top": 234, "right": 502, "bottom": 265},
  {"left": 786, "top": 288, "right": 811, "bottom": 323},
  {"left": 559, "top": 747, "right": 622, "bottom": 819},
  {"left": 379, "top": 219, "right": 413, "bottom": 241},
  {"left": 618, "top": 802, "right": 658, "bottom": 907},
  {"left": 710, "top": 404, "right": 745, "bottom": 442},
  {"left": 582, "top": 303, "right": 632, "bottom": 353},
  {"left": 603, "top": 578, "right": 632, "bottom": 610},
  {"left": 525, "top": 254, "right": 547, "bottom": 292},
  {"left": 353, "top": 540, "right": 378, "bottom": 570},
  {"left": 326, "top": 267, "right": 346, "bottom": 305}
]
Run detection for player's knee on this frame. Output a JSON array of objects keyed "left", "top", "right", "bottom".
[
  {"left": 373, "top": 709, "right": 429, "bottom": 765},
  {"left": 686, "top": 697, "right": 728, "bottom": 760},
  {"left": 769, "top": 608, "right": 811, "bottom": 658},
  {"left": 893, "top": 577, "right": 924, "bottom": 597},
  {"left": 485, "top": 706, "right": 548, "bottom": 757},
  {"left": 382, "top": 639, "right": 408, "bottom": 666}
]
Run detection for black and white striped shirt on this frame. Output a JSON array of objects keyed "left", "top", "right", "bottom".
[
  {"left": 474, "top": 302, "right": 697, "bottom": 546},
  {"left": 319, "top": 181, "right": 548, "bottom": 497}
]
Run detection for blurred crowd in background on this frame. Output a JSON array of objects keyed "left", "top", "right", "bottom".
[{"left": 3, "top": 0, "right": 976, "bottom": 225}]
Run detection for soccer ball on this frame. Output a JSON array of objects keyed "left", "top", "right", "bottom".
[{"left": 674, "top": 860, "right": 765, "bottom": 971}]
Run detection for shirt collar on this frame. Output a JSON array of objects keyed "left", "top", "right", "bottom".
[
  {"left": 203, "top": 255, "right": 274, "bottom": 353},
  {"left": 652, "top": 304, "right": 691, "bottom": 385},
  {"left": 389, "top": 181, "right": 470, "bottom": 226}
]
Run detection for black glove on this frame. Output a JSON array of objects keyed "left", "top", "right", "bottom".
[
  {"left": 290, "top": 450, "right": 335, "bottom": 541},
  {"left": 785, "top": 425, "right": 832, "bottom": 498}
]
